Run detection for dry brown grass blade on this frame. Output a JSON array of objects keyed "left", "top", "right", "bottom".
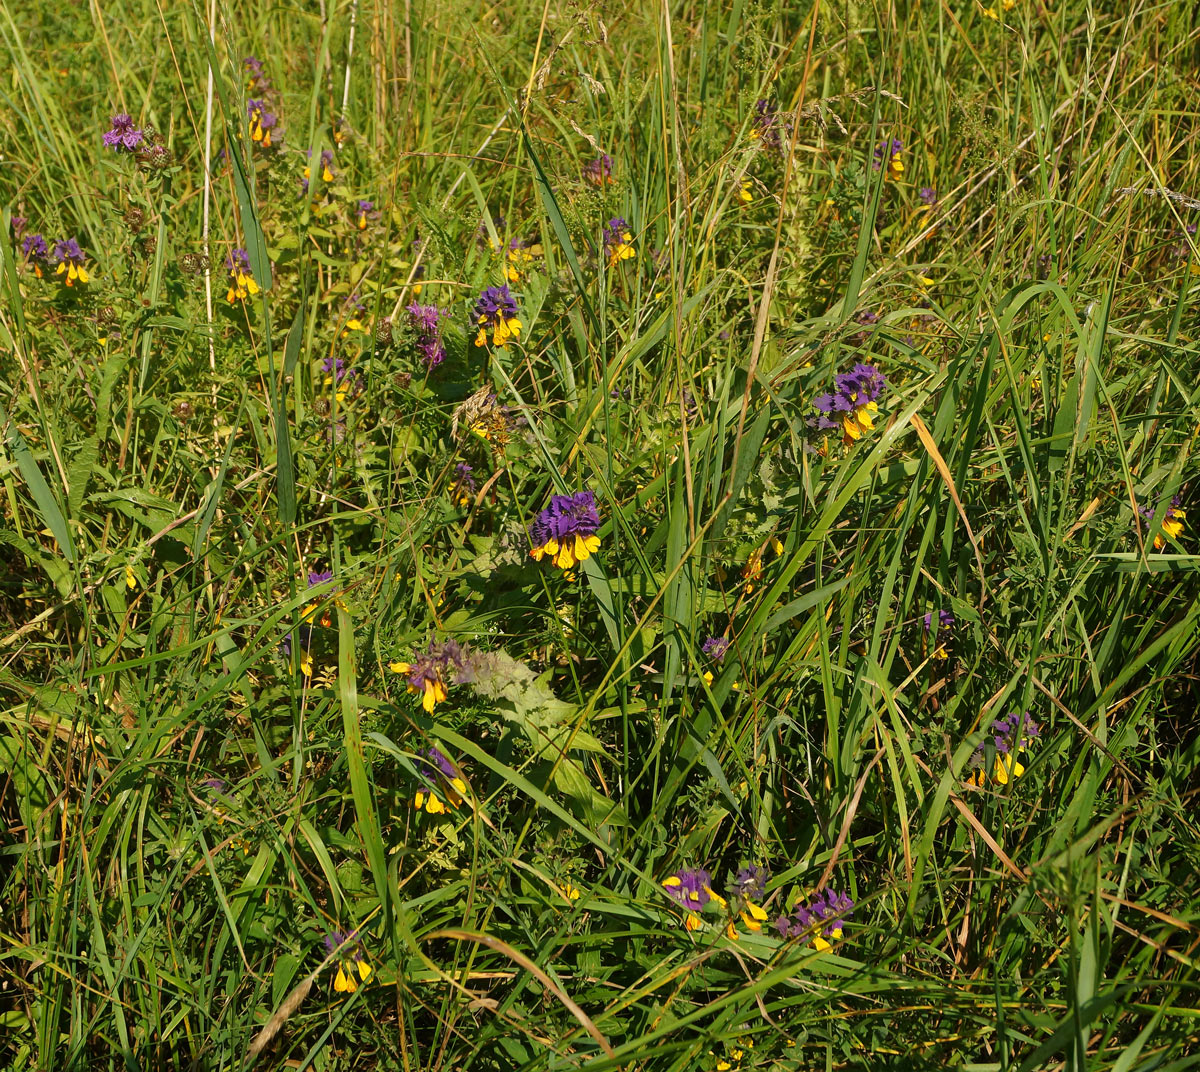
[
  {"left": 426, "top": 928, "right": 616, "bottom": 1059},
  {"left": 910, "top": 413, "right": 989, "bottom": 608}
]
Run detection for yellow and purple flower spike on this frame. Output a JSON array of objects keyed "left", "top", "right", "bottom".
[
  {"left": 1139, "top": 495, "right": 1186, "bottom": 550},
  {"left": 923, "top": 609, "right": 955, "bottom": 660},
  {"left": 102, "top": 113, "right": 144, "bottom": 152},
  {"left": 52, "top": 239, "right": 89, "bottom": 286},
  {"left": 968, "top": 711, "right": 1040, "bottom": 787},
  {"left": 529, "top": 490, "right": 602, "bottom": 571},
  {"left": 389, "top": 639, "right": 471, "bottom": 713},
  {"left": 725, "top": 865, "right": 770, "bottom": 940},
  {"left": 603, "top": 217, "right": 635, "bottom": 267},
  {"left": 813, "top": 363, "right": 887, "bottom": 445},
  {"left": 355, "top": 199, "right": 375, "bottom": 230},
  {"left": 774, "top": 887, "right": 854, "bottom": 951},
  {"left": 247, "top": 99, "right": 278, "bottom": 147},
  {"left": 243, "top": 55, "right": 269, "bottom": 92},
  {"left": 472, "top": 284, "right": 522, "bottom": 348},
  {"left": 582, "top": 153, "right": 614, "bottom": 186},
  {"left": 873, "top": 137, "right": 904, "bottom": 181},
  {"left": 662, "top": 867, "right": 719, "bottom": 931},
  {"left": 225, "top": 248, "right": 259, "bottom": 303},
  {"left": 702, "top": 636, "right": 730, "bottom": 663},
  {"left": 22, "top": 233, "right": 48, "bottom": 278},
  {"left": 302, "top": 149, "right": 335, "bottom": 194},
  {"left": 324, "top": 930, "right": 372, "bottom": 993},
  {"left": 411, "top": 745, "right": 469, "bottom": 814},
  {"left": 750, "top": 99, "right": 790, "bottom": 155}
]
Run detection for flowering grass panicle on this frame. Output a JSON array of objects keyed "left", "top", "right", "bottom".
[
  {"left": 472, "top": 284, "right": 522, "bottom": 348},
  {"left": 52, "top": 239, "right": 89, "bottom": 286},
  {"left": 411, "top": 746, "right": 469, "bottom": 814},
  {"left": 103, "top": 113, "right": 144, "bottom": 151},
  {"left": 529, "top": 490, "right": 602, "bottom": 570},
  {"left": 603, "top": 217, "right": 635, "bottom": 267},
  {"left": 969, "top": 712, "right": 1040, "bottom": 787},
  {"left": 225, "top": 248, "right": 259, "bottom": 303},
  {"left": 813, "top": 363, "right": 887, "bottom": 444}
]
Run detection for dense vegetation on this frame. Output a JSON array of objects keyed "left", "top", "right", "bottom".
[{"left": 2, "top": 0, "right": 1198, "bottom": 1068}]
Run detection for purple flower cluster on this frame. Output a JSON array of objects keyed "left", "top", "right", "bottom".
[
  {"left": 813, "top": 363, "right": 887, "bottom": 433},
  {"left": 243, "top": 55, "right": 269, "bottom": 91},
  {"left": 452, "top": 462, "right": 477, "bottom": 504},
  {"left": 873, "top": 138, "right": 903, "bottom": 170},
  {"left": 774, "top": 888, "right": 854, "bottom": 941},
  {"left": 531, "top": 491, "right": 600, "bottom": 548},
  {"left": 987, "top": 712, "right": 1039, "bottom": 756},
  {"left": 702, "top": 636, "right": 730, "bottom": 662},
  {"left": 662, "top": 868, "right": 714, "bottom": 908},
  {"left": 307, "top": 569, "right": 334, "bottom": 587},
  {"left": 751, "top": 99, "right": 790, "bottom": 154},
  {"left": 923, "top": 609, "right": 954, "bottom": 634},
  {"left": 919, "top": 186, "right": 938, "bottom": 205},
  {"left": 583, "top": 153, "right": 614, "bottom": 186},
  {"left": 407, "top": 303, "right": 448, "bottom": 370},
  {"left": 732, "top": 865, "right": 768, "bottom": 903},
  {"left": 22, "top": 233, "right": 48, "bottom": 263},
  {"left": 103, "top": 113, "right": 145, "bottom": 152},
  {"left": 473, "top": 284, "right": 518, "bottom": 326},
  {"left": 247, "top": 99, "right": 278, "bottom": 147}
]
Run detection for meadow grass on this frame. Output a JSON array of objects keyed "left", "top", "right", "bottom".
[{"left": 1, "top": 0, "right": 1199, "bottom": 1068}]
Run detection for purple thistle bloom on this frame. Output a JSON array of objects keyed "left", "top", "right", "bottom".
[
  {"left": 307, "top": 569, "right": 334, "bottom": 587},
  {"left": 103, "top": 113, "right": 145, "bottom": 151},
  {"left": 407, "top": 303, "right": 448, "bottom": 369},
  {"left": 583, "top": 153, "right": 614, "bottom": 185},
  {"left": 918, "top": 186, "right": 938, "bottom": 205},
  {"left": 22, "top": 233, "right": 48, "bottom": 261},
  {"left": 702, "top": 636, "right": 730, "bottom": 662}
]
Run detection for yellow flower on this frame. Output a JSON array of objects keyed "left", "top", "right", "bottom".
[
  {"left": 563, "top": 882, "right": 581, "bottom": 901},
  {"left": 299, "top": 651, "right": 313, "bottom": 677},
  {"left": 968, "top": 751, "right": 1026, "bottom": 787},
  {"left": 738, "top": 179, "right": 753, "bottom": 203},
  {"left": 124, "top": 565, "right": 137, "bottom": 590},
  {"left": 334, "top": 956, "right": 372, "bottom": 993},
  {"left": 982, "top": 4, "right": 999, "bottom": 18},
  {"left": 226, "top": 269, "right": 259, "bottom": 304},
  {"left": 56, "top": 261, "right": 89, "bottom": 286},
  {"left": 474, "top": 315, "right": 522, "bottom": 349},
  {"left": 702, "top": 671, "right": 714, "bottom": 687},
  {"left": 840, "top": 400, "right": 879, "bottom": 442},
  {"left": 529, "top": 534, "right": 602, "bottom": 571}
]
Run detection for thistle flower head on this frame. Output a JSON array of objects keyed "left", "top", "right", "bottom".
[
  {"left": 408, "top": 303, "right": 449, "bottom": 369},
  {"left": 103, "top": 113, "right": 145, "bottom": 151}
]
